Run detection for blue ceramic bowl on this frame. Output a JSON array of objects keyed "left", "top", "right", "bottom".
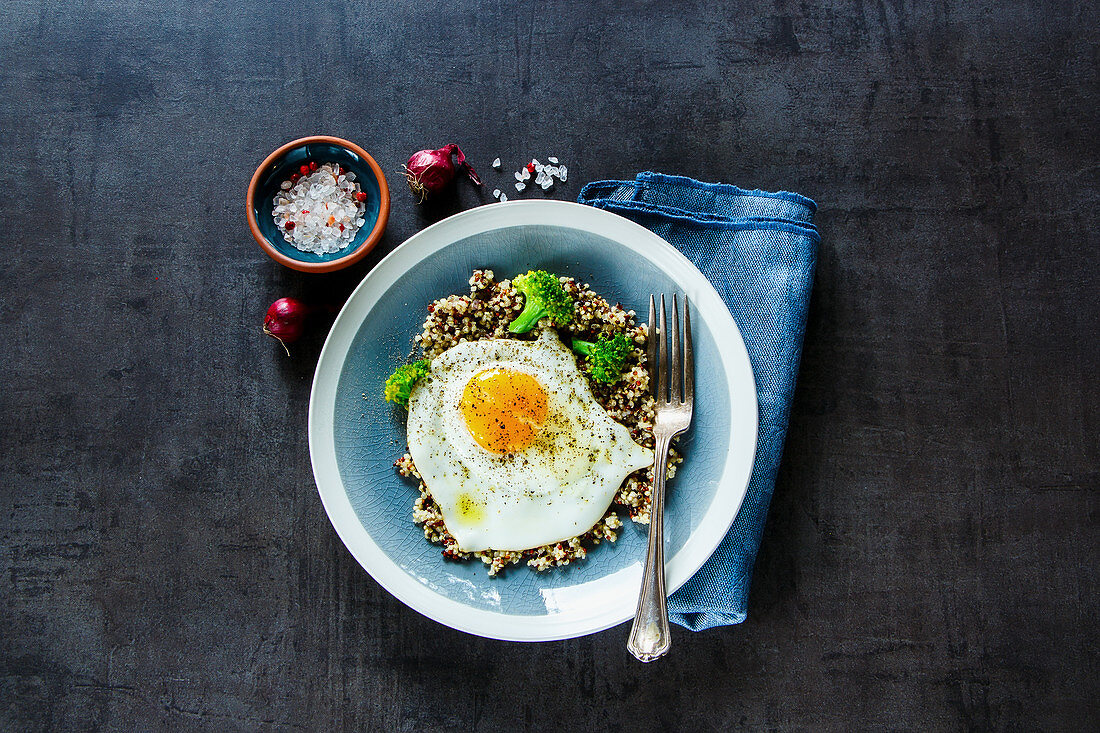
[
  {"left": 247, "top": 136, "right": 390, "bottom": 273},
  {"left": 308, "top": 201, "right": 759, "bottom": 640}
]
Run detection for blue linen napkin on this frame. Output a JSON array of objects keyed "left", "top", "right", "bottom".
[{"left": 578, "top": 172, "right": 819, "bottom": 630}]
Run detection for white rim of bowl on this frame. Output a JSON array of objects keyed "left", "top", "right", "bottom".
[{"left": 308, "top": 200, "right": 758, "bottom": 642}]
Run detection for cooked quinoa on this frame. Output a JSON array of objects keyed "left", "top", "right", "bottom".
[{"left": 390, "top": 269, "right": 681, "bottom": 575}]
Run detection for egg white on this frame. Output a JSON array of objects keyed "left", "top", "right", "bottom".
[{"left": 406, "top": 329, "right": 653, "bottom": 552}]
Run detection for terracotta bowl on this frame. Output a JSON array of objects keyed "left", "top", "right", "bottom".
[{"left": 247, "top": 136, "right": 390, "bottom": 273}]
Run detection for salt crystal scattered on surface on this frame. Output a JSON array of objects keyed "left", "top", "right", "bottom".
[
  {"left": 271, "top": 163, "right": 367, "bottom": 255},
  {"left": 492, "top": 157, "right": 501, "bottom": 169},
  {"left": 499, "top": 193, "right": 508, "bottom": 202},
  {"left": 493, "top": 188, "right": 502, "bottom": 199},
  {"left": 498, "top": 155, "right": 568, "bottom": 200}
]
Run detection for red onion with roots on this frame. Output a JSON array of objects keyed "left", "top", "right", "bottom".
[
  {"left": 263, "top": 297, "right": 312, "bottom": 355},
  {"left": 402, "top": 144, "right": 482, "bottom": 202}
]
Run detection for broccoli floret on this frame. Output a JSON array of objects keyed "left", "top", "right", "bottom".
[
  {"left": 571, "top": 333, "right": 633, "bottom": 383},
  {"left": 507, "top": 270, "right": 574, "bottom": 333},
  {"left": 384, "top": 359, "right": 430, "bottom": 407}
]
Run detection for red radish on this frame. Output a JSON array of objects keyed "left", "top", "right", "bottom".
[
  {"left": 263, "top": 297, "right": 312, "bottom": 354},
  {"left": 402, "top": 144, "right": 482, "bottom": 203}
]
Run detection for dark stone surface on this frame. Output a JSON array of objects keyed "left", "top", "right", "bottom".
[{"left": 1, "top": 0, "right": 1097, "bottom": 730}]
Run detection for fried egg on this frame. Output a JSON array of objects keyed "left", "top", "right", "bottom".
[{"left": 406, "top": 329, "right": 653, "bottom": 552}]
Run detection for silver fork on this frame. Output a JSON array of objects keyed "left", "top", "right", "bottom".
[{"left": 628, "top": 294, "right": 693, "bottom": 662}]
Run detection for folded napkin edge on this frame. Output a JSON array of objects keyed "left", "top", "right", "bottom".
[
  {"left": 635, "top": 171, "right": 817, "bottom": 214},
  {"left": 668, "top": 609, "right": 748, "bottom": 631},
  {"left": 583, "top": 197, "right": 822, "bottom": 243}
]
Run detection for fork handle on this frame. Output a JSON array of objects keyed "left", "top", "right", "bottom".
[{"left": 628, "top": 432, "right": 673, "bottom": 662}]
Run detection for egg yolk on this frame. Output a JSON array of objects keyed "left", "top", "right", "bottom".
[{"left": 460, "top": 368, "right": 548, "bottom": 453}]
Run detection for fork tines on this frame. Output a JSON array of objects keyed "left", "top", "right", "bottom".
[{"left": 647, "top": 294, "right": 693, "bottom": 405}]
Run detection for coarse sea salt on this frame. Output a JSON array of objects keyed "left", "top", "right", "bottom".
[
  {"left": 502, "top": 156, "right": 569, "bottom": 199},
  {"left": 272, "top": 163, "right": 367, "bottom": 255}
]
